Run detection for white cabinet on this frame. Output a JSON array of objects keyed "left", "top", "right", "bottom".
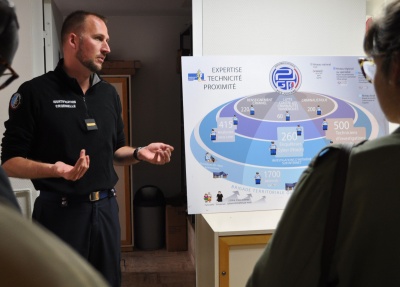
[{"left": 195, "top": 210, "right": 283, "bottom": 287}]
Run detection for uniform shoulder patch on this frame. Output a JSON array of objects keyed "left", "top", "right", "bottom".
[
  {"left": 309, "top": 145, "right": 339, "bottom": 168},
  {"left": 311, "top": 142, "right": 359, "bottom": 168},
  {"left": 10, "top": 93, "right": 22, "bottom": 110}
]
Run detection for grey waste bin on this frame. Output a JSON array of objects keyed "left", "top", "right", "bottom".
[{"left": 134, "top": 185, "right": 166, "bottom": 250}]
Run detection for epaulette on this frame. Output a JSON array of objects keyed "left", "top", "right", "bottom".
[
  {"left": 309, "top": 140, "right": 367, "bottom": 168},
  {"left": 308, "top": 146, "right": 340, "bottom": 168}
]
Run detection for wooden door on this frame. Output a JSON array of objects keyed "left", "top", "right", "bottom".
[{"left": 102, "top": 76, "right": 133, "bottom": 250}]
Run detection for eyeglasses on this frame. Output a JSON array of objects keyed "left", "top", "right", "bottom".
[
  {"left": 358, "top": 57, "right": 376, "bottom": 83},
  {"left": 0, "top": 59, "right": 19, "bottom": 90}
]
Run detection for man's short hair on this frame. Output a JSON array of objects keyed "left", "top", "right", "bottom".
[{"left": 61, "top": 10, "right": 107, "bottom": 45}]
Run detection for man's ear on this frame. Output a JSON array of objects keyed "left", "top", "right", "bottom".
[{"left": 67, "top": 33, "right": 78, "bottom": 49}]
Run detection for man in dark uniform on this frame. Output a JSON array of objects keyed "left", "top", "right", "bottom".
[
  {"left": 1, "top": 10, "right": 174, "bottom": 287},
  {"left": 0, "top": 1, "right": 110, "bottom": 286}
]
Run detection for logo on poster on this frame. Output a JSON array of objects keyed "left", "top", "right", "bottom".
[
  {"left": 270, "top": 62, "right": 302, "bottom": 95},
  {"left": 188, "top": 69, "right": 205, "bottom": 81}
]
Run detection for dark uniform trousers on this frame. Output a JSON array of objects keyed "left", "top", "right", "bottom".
[{"left": 32, "top": 191, "right": 121, "bottom": 287}]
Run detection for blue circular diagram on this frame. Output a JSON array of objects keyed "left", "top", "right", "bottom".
[{"left": 190, "top": 91, "right": 377, "bottom": 191}]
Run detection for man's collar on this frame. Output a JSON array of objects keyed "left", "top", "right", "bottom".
[{"left": 56, "top": 58, "right": 101, "bottom": 88}]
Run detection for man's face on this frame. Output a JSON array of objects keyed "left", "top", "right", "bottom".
[{"left": 75, "top": 15, "right": 110, "bottom": 73}]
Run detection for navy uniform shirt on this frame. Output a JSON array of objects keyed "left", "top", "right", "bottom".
[{"left": 1, "top": 59, "right": 126, "bottom": 195}]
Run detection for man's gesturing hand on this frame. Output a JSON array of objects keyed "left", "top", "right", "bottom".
[
  {"left": 138, "top": 143, "right": 174, "bottom": 165},
  {"left": 53, "top": 149, "right": 90, "bottom": 181}
]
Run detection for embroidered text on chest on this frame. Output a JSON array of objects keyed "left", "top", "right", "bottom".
[{"left": 53, "top": 100, "right": 77, "bottom": 108}]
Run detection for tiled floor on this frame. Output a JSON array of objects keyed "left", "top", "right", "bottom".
[{"left": 121, "top": 249, "right": 196, "bottom": 287}]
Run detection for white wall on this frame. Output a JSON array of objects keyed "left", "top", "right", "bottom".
[
  {"left": 367, "top": 0, "right": 395, "bottom": 16},
  {"left": 43, "top": 0, "right": 62, "bottom": 71},
  {"left": 199, "top": 0, "right": 365, "bottom": 56}
]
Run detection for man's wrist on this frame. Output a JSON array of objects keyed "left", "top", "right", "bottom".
[{"left": 133, "top": 147, "right": 143, "bottom": 161}]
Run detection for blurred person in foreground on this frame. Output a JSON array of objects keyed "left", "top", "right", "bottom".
[
  {"left": 0, "top": 1, "right": 109, "bottom": 286},
  {"left": 246, "top": 1, "right": 400, "bottom": 286},
  {"left": 0, "top": 0, "right": 19, "bottom": 210}
]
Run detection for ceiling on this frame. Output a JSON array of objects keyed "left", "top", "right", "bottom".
[{"left": 51, "top": 0, "right": 192, "bottom": 16}]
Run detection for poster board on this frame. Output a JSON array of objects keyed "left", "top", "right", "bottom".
[{"left": 181, "top": 56, "right": 388, "bottom": 214}]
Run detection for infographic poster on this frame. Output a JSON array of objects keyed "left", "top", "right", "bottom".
[{"left": 181, "top": 56, "right": 388, "bottom": 214}]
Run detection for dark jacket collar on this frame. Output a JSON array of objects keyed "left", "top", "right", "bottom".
[{"left": 54, "top": 59, "right": 102, "bottom": 94}]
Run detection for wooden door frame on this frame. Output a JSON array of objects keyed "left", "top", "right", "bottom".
[
  {"left": 219, "top": 234, "right": 272, "bottom": 287},
  {"left": 102, "top": 76, "right": 133, "bottom": 250}
]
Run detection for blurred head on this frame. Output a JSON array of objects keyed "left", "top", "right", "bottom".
[
  {"left": 364, "top": 1, "right": 400, "bottom": 77},
  {"left": 0, "top": 0, "right": 19, "bottom": 88},
  {"left": 362, "top": 0, "right": 400, "bottom": 123}
]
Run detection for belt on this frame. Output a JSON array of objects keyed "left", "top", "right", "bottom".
[{"left": 40, "top": 189, "right": 116, "bottom": 206}]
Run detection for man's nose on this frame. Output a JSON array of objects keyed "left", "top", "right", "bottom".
[{"left": 102, "top": 41, "right": 111, "bottom": 54}]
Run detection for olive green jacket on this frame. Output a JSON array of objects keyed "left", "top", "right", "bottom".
[
  {"left": 247, "top": 128, "right": 400, "bottom": 287},
  {"left": 0, "top": 204, "right": 110, "bottom": 287}
]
